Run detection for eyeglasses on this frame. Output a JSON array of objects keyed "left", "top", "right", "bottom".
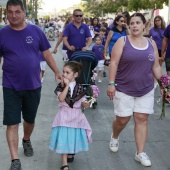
[
  {"left": 119, "top": 20, "right": 125, "bottom": 23},
  {"left": 74, "top": 15, "right": 83, "bottom": 17}
]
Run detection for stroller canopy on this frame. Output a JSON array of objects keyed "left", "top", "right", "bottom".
[{"left": 70, "top": 51, "right": 98, "bottom": 84}]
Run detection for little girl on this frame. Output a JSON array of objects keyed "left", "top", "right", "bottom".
[
  {"left": 49, "top": 61, "right": 92, "bottom": 170},
  {"left": 92, "top": 36, "right": 105, "bottom": 83}
]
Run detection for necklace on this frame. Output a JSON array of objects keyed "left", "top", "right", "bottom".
[{"left": 131, "top": 36, "right": 143, "bottom": 46}]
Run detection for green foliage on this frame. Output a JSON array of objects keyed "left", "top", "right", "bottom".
[{"left": 82, "top": 0, "right": 168, "bottom": 16}]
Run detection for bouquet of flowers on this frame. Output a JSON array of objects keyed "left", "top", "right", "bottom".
[
  {"left": 159, "top": 75, "right": 170, "bottom": 119},
  {"left": 82, "top": 85, "right": 100, "bottom": 112},
  {"left": 86, "top": 85, "right": 100, "bottom": 108}
]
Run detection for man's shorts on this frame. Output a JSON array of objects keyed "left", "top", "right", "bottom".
[
  {"left": 165, "top": 57, "right": 170, "bottom": 71},
  {"left": 40, "top": 61, "right": 47, "bottom": 71},
  {"left": 3, "top": 87, "right": 41, "bottom": 125},
  {"left": 113, "top": 89, "right": 154, "bottom": 117}
]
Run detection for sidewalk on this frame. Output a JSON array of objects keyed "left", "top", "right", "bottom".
[{"left": 0, "top": 41, "right": 170, "bottom": 170}]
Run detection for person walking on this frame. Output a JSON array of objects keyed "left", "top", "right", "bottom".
[
  {"left": 92, "top": 36, "right": 105, "bottom": 83},
  {"left": 49, "top": 61, "right": 92, "bottom": 170},
  {"left": 104, "top": 15, "right": 129, "bottom": 59},
  {"left": 107, "top": 13, "right": 162, "bottom": 167},
  {"left": 149, "top": 15, "right": 166, "bottom": 66},
  {"left": 0, "top": 0, "right": 62, "bottom": 170},
  {"left": 63, "top": 9, "right": 92, "bottom": 60},
  {"left": 52, "top": 15, "right": 73, "bottom": 62},
  {"left": 161, "top": 23, "right": 170, "bottom": 76}
]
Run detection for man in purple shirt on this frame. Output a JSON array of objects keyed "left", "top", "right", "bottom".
[
  {"left": 0, "top": 1, "right": 61, "bottom": 170},
  {"left": 63, "top": 9, "right": 92, "bottom": 59}
]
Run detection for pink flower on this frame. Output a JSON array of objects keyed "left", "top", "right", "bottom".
[{"left": 91, "top": 85, "right": 100, "bottom": 98}]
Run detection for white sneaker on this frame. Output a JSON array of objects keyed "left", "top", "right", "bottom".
[
  {"left": 109, "top": 134, "right": 119, "bottom": 152},
  {"left": 98, "top": 79, "right": 102, "bottom": 83},
  {"left": 135, "top": 152, "right": 151, "bottom": 167}
]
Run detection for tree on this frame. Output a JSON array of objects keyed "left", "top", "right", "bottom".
[{"left": 27, "top": 0, "right": 43, "bottom": 18}]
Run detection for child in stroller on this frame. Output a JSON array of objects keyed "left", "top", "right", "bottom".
[{"left": 70, "top": 50, "right": 100, "bottom": 109}]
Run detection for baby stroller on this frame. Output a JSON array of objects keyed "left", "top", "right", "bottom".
[
  {"left": 47, "top": 27, "right": 55, "bottom": 41},
  {"left": 70, "top": 50, "right": 99, "bottom": 109}
]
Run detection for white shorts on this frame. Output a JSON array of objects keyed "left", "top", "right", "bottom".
[
  {"left": 95, "top": 60, "right": 104, "bottom": 71},
  {"left": 40, "top": 61, "right": 46, "bottom": 71},
  {"left": 113, "top": 89, "right": 154, "bottom": 117}
]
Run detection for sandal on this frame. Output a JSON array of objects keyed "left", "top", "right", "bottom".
[
  {"left": 67, "top": 154, "right": 75, "bottom": 163},
  {"left": 60, "top": 165, "right": 70, "bottom": 170}
]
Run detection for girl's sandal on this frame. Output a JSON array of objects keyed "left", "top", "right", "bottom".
[
  {"left": 67, "top": 154, "right": 75, "bottom": 163},
  {"left": 60, "top": 165, "right": 70, "bottom": 170}
]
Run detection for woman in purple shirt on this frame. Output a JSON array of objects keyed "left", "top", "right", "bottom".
[
  {"left": 149, "top": 15, "right": 166, "bottom": 66},
  {"left": 107, "top": 13, "right": 162, "bottom": 167}
]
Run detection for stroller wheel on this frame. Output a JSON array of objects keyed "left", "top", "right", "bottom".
[{"left": 92, "top": 103, "right": 97, "bottom": 109}]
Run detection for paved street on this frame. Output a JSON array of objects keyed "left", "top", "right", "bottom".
[{"left": 0, "top": 40, "right": 170, "bottom": 170}]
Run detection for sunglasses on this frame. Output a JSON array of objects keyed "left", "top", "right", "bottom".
[
  {"left": 119, "top": 20, "right": 125, "bottom": 23},
  {"left": 74, "top": 15, "right": 83, "bottom": 17}
]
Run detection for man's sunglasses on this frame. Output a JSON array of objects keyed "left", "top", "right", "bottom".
[{"left": 74, "top": 15, "right": 83, "bottom": 17}]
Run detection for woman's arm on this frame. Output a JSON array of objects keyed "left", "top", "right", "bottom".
[
  {"left": 161, "top": 37, "right": 168, "bottom": 59},
  {"left": 107, "top": 37, "right": 125, "bottom": 100},
  {"left": 104, "top": 30, "right": 113, "bottom": 56},
  {"left": 152, "top": 40, "right": 162, "bottom": 80},
  {"left": 52, "top": 31, "right": 63, "bottom": 54}
]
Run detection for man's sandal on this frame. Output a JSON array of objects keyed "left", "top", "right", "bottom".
[{"left": 60, "top": 165, "right": 70, "bottom": 170}]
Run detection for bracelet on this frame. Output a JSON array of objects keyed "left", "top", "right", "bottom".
[{"left": 108, "top": 81, "right": 117, "bottom": 86}]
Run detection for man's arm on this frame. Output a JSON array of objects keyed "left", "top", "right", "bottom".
[{"left": 63, "top": 36, "right": 75, "bottom": 51}]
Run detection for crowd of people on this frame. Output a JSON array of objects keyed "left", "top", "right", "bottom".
[{"left": 0, "top": 0, "right": 170, "bottom": 170}]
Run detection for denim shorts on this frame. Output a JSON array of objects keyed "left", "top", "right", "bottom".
[{"left": 3, "top": 87, "right": 41, "bottom": 125}]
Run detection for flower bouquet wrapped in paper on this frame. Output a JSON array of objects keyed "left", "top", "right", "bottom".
[
  {"left": 159, "top": 75, "right": 170, "bottom": 119},
  {"left": 86, "top": 85, "right": 100, "bottom": 108}
]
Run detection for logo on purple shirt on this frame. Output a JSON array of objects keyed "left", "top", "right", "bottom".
[
  {"left": 26, "top": 36, "right": 33, "bottom": 44},
  {"left": 148, "top": 54, "right": 154, "bottom": 61},
  {"left": 80, "top": 29, "right": 84, "bottom": 34}
]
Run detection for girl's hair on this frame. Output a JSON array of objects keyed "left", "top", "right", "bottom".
[
  {"left": 154, "top": 15, "right": 166, "bottom": 30},
  {"left": 94, "top": 36, "right": 102, "bottom": 42},
  {"left": 64, "top": 61, "right": 82, "bottom": 75},
  {"left": 92, "top": 17, "right": 100, "bottom": 26},
  {"left": 113, "top": 15, "right": 124, "bottom": 26},
  {"left": 122, "top": 11, "right": 130, "bottom": 25},
  {"left": 6, "top": 0, "right": 25, "bottom": 11},
  {"left": 100, "top": 27, "right": 106, "bottom": 32},
  {"left": 130, "top": 13, "right": 146, "bottom": 24},
  {"left": 64, "top": 15, "right": 73, "bottom": 28}
]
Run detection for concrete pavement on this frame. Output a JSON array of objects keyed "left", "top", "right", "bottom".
[{"left": 0, "top": 40, "right": 170, "bottom": 170}]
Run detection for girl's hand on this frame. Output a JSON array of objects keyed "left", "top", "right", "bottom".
[
  {"left": 63, "top": 78, "right": 69, "bottom": 86},
  {"left": 82, "top": 101, "right": 90, "bottom": 108}
]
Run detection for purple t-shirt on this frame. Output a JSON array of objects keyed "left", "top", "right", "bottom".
[
  {"left": 0, "top": 24, "right": 51, "bottom": 90},
  {"left": 63, "top": 22, "right": 91, "bottom": 58},
  {"left": 92, "top": 44, "right": 104, "bottom": 61},
  {"left": 39, "top": 51, "right": 45, "bottom": 61},
  {"left": 93, "top": 25, "right": 100, "bottom": 38},
  {"left": 149, "top": 27, "right": 164, "bottom": 50},
  {"left": 164, "top": 24, "right": 170, "bottom": 58},
  {"left": 115, "top": 36, "right": 154, "bottom": 97}
]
